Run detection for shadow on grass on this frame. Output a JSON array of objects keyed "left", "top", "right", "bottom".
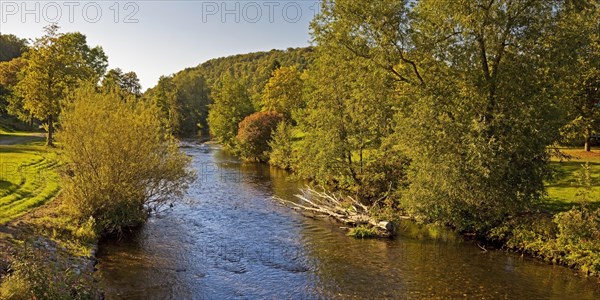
[
  {"left": 0, "top": 180, "right": 11, "bottom": 190},
  {"left": 547, "top": 161, "right": 600, "bottom": 188},
  {"left": 539, "top": 199, "right": 600, "bottom": 214},
  {"left": 0, "top": 144, "right": 43, "bottom": 155},
  {"left": 0, "top": 134, "right": 44, "bottom": 146},
  {"left": 0, "top": 181, "right": 20, "bottom": 197}
]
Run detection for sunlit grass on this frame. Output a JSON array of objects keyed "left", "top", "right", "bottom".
[
  {"left": 544, "top": 148, "right": 600, "bottom": 212},
  {"left": 0, "top": 138, "right": 94, "bottom": 257},
  {"left": 0, "top": 140, "right": 61, "bottom": 224}
]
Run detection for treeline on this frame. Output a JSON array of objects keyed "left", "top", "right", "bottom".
[
  {"left": 144, "top": 47, "right": 314, "bottom": 136},
  {"left": 0, "top": 34, "right": 28, "bottom": 120},
  {"left": 191, "top": 47, "right": 313, "bottom": 94},
  {"left": 203, "top": 0, "right": 600, "bottom": 235}
]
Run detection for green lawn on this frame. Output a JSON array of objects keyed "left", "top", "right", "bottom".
[
  {"left": 0, "top": 132, "right": 60, "bottom": 224},
  {"left": 544, "top": 148, "right": 600, "bottom": 212}
]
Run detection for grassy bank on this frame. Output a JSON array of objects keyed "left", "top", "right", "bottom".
[
  {"left": 545, "top": 148, "right": 600, "bottom": 212},
  {"left": 0, "top": 134, "right": 60, "bottom": 224},
  {"left": 0, "top": 130, "right": 99, "bottom": 299},
  {"left": 485, "top": 148, "right": 600, "bottom": 276}
]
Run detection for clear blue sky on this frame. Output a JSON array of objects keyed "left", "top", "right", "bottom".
[{"left": 0, "top": 0, "right": 319, "bottom": 90}]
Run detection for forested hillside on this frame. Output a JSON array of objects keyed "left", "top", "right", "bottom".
[
  {"left": 144, "top": 47, "right": 314, "bottom": 136},
  {"left": 190, "top": 47, "right": 313, "bottom": 95}
]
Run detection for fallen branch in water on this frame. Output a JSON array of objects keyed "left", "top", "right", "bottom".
[
  {"left": 477, "top": 243, "right": 488, "bottom": 253},
  {"left": 274, "top": 186, "right": 401, "bottom": 237}
]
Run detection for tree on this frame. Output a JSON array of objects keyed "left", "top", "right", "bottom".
[
  {"left": 15, "top": 25, "right": 107, "bottom": 146},
  {"left": 0, "top": 34, "right": 27, "bottom": 116},
  {"left": 0, "top": 57, "right": 27, "bottom": 117},
  {"left": 311, "top": 0, "right": 564, "bottom": 230},
  {"left": 269, "top": 121, "right": 295, "bottom": 169},
  {"left": 295, "top": 41, "right": 397, "bottom": 195},
  {"left": 171, "top": 70, "right": 211, "bottom": 136},
  {"left": 260, "top": 66, "right": 304, "bottom": 119},
  {"left": 58, "top": 85, "right": 193, "bottom": 235},
  {"left": 101, "top": 68, "right": 142, "bottom": 97},
  {"left": 567, "top": 70, "right": 600, "bottom": 151},
  {"left": 146, "top": 73, "right": 211, "bottom": 137},
  {"left": 557, "top": 2, "right": 600, "bottom": 151},
  {"left": 207, "top": 75, "right": 254, "bottom": 148},
  {"left": 237, "top": 111, "right": 283, "bottom": 162},
  {"left": 0, "top": 34, "right": 28, "bottom": 62},
  {"left": 150, "top": 75, "right": 180, "bottom": 133}
]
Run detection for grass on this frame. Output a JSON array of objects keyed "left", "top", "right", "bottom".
[
  {"left": 0, "top": 126, "right": 12, "bottom": 134},
  {"left": 347, "top": 225, "right": 377, "bottom": 238},
  {"left": 0, "top": 133, "right": 60, "bottom": 225},
  {"left": 543, "top": 148, "right": 600, "bottom": 212},
  {"left": 0, "top": 130, "right": 99, "bottom": 298},
  {"left": 0, "top": 130, "right": 96, "bottom": 257}
]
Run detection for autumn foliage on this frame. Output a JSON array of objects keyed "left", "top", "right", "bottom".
[{"left": 236, "top": 111, "right": 283, "bottom": 162}]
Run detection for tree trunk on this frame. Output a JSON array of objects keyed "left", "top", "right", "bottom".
[
  {"left": 584, "top": 128, "right": 591, "bottom": 152},
  {"left": 46, "top": 117, "right": 54, "bottom": 147}
]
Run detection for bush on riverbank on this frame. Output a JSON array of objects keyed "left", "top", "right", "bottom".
[
  {"left": 58, "top": 85, "right": 194, "bottom": 235},
  {"left": 0, "top": 243, "right": 98, "bottom": 300},
  {"left": 554, "top": 206, "right": 600, "bottom": 274},
  {"left": 236, "top": 111, "right": 283, "bottom": 162},
  {"left": 489, "top": 205, "right": 600, "bottom": 276}
]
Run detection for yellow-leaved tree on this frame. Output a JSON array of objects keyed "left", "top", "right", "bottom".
[{"left": 58, "top": 84, "right": 194, "bottom": 235}]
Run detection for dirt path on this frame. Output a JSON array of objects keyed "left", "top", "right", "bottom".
[{"left": 0, "top": 133, "right": 45, "bottom": 145}]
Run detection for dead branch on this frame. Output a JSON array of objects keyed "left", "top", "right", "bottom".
[{"left": 274, "top": 186, "right": 396, "bottom": 236}]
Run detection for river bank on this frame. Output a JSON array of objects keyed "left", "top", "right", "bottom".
[
  {"left": 224, "top": 138, "right": 600, "bottom": 278},
  {"left": 0, "top": 130, "right": 100, "bottom": 298},
  {"left": 0, "top": 197, "right": 100, "bottom": 299}
]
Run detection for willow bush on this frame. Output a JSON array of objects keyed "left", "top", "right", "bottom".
[{"left": 58, "top": 85, "right": 194, "bottom": 235}]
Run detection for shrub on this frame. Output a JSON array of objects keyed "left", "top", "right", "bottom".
[
  {"left": 236, "top": 111, "right": 283, "bottom": 162},
  {"left": 357, "top": 147, "right": 410, "bottom": 201},
  {"left": 347, "top": 225, "right": 377, "bottom": 239},
  {"left": 488, "top": 206, "right": 600, "bottom": 275},
  {"left": 268, "top": 121, "right": 294, "bottom": 169},
  {"left": 0, "top": 245, "right": 98, "bottom": 299},
  {"left": 554, "top": 206, "right": 600, "bottom": 274},
  {"left": 58, "top": 85, "right": 194, "bottom": 235}
]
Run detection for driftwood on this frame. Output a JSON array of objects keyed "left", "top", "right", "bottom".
[{"left": 274, "top": 186, "right": 402, "bottom": 236}]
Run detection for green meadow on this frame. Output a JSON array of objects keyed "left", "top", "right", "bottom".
[
  {"left": 545, "top": 148, "right": 600, "bottom": 212},
  {"left": 0, "top": 130, "right": 60, "bottom": 224}
]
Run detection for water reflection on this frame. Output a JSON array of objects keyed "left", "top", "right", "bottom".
[{"left": 96, "top": 143, "right": 600, "bottom": 299}]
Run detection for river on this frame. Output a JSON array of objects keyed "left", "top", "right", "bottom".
[{"left": 96, "top": 142, "right": 600, "bottom": 299}]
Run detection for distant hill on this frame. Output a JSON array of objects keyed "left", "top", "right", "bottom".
[
  {"left": 171, "top": 47, "right": 314, "bottom": 98},
  {"left": 144, "top": 47, "right": 314, "bottom": 136}
]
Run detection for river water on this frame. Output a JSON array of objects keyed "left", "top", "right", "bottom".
[{"left": 96, "top": 142, "right": 600, "bottom": 299}]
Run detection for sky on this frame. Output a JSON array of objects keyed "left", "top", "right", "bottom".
[{"left": 0, "top": 0, "right": 319, "bottom": 90}]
